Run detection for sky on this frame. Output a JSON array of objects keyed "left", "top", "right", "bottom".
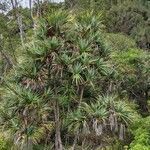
[{"left": 21, "top": 0, "right": 64, "bottom": 7}]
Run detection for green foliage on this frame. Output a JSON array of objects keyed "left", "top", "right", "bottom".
[
  {"left": 0, "top": 137, "right": 8, "bottom": 150},
  {"left": 65, "top": 95, "right": 136, "bottom": 144},
  {"left": 129, "top": 117, "right": 150, "bottom": 150},
  {"left": 0, "top": 133, "right": 11, "bottom": 150},
  {"left": 1, "top": 9, "right": 113, "bottom": 149},
  {"left": 0, "top": 1, "right": 150, "bottom": 149},
  {"left": 106, "top": 0, "right": 150, "bottom": 50},
  {"left": 112, "top": 49, "right": 144, "bottom": 70},
  {"left": 105, "top": 33, "right": 137, "bottom": 51},
  {"left": 0, "top": 84, "right": 54, "bottom": 149},
  {"left": 33, "top": 144, "right": 54, "bottom": 150},
  {"left": 111, "top": 47, "right": 150, "bottom": 115}
]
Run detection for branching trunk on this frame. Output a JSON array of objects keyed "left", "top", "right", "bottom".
[
  {"left": 11, "top": 0, "right": 25, "bottom": 48},
  {"left": 17, "top": 15, "right": 25, "bottom": 48}
]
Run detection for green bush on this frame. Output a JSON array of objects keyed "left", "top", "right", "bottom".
[
  {"left": 106, "top": 0, "right": 150, "bottom": 50},
  {"left": 129, "top": 117, "right": 150, "bottom": 150},
  {"left": 130, "top": 144, "right": 150, "bottom": 150},
  {"left": 33, "top": 144, "right": 54, "bottom": 150},
  {"left": 0, "top": 134, "right": 10, "bottom": 150},
  {"left": 105, "top": 33, "right": 136, "bottom": 51}
]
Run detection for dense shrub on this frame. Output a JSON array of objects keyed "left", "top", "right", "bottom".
[
  {"left": 105, "top": 33, "right": 137, "bottom": 51},
  {"left": 129, "top": 117, "right": 150, "bottom": 150},
  {"left": 106, "top": 0, "right": 150, "bottom": 50}
]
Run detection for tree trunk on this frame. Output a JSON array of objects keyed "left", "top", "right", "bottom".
[
  {"left": 71, "top": 131, "right": 79, "bottom": 150},
  {"left": 0, "top": 41, "right": 13, "bottom": 68},
  {"left": 65, "top": 0, "right": 76, "bottom": 8},
  {"left": 11, "top": 0, "right": 25, "bottom": 48},
  {"left": 136, "top": 90, "right": 149, "bottom": 116},
  {"left": 36, "top": 0, "right": 41, "bottom": 17},
  {"left": 54, "top": 100, "right": 63, "bottom": 150},
  {"left": 79, "top": 86, "right": 84, "bottom": 106},
  {"left": 29, "top": 0, "right": 32, "bottom": 17},
  {"left": 8, "top": 34, "right": 17, "bottom": 63},
  {"left": 29, "top": 0, "right": 34, "bottom": 25}
]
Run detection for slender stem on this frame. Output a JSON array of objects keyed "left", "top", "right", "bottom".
[
  {"left": 79, "top": 85, "right": 84, "bottom": 106},
  {"left": 72, "top": 130, "right": 79, "bottom": 150},
  {"left": 54, "top": 100, "right": 63, "bottom": 150}
]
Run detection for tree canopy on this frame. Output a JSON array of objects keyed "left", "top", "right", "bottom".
[{"left": 0, "top": 0, "right": 149, "bottom": 150}]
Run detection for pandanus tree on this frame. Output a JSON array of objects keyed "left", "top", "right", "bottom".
[{"left": 0, "top": 9, "right": 136, "bottom": 150}]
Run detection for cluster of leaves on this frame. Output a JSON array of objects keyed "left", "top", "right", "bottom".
[
  {"left": 65, "top": 95, "right": 135, "bottom": 141},
  {"left": 0, "top": 84, "right": 54, "bottom": 150}
]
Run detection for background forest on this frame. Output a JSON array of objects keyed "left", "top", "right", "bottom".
[{"left": 0, "top": 0, "right": 150, "bottom": 150}]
